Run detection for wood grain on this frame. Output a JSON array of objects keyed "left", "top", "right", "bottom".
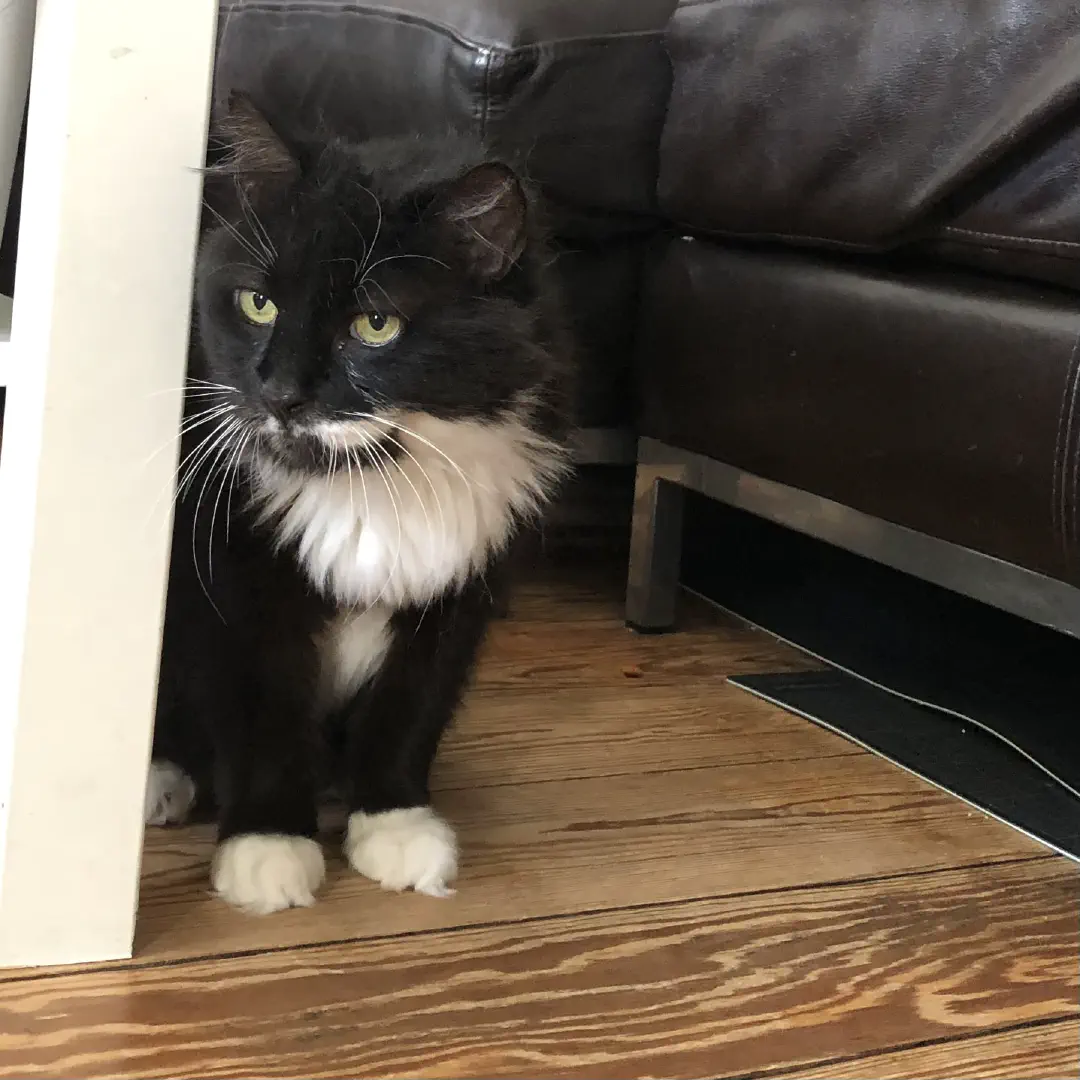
[
  {"left": 476, "top": 581, "right": 816, "bottom": 690},
  {"left": 437, "top": 681, "right": 860, "bottom": 789},
  {"left": 123, "top": 750, "right": 1046, "bottom": 965},
  {"left": 795, "top": 1021, "right": 1079, "bottom": 1079},
  {"left": 474, "top": 621, "right": 817, "bottom": 690},
  {"left": 0, "top": 860, "right": 1073, "bottom": 1079},
  {"left": 1, "top": 563, "right": 1071, "bottom": 1080}
]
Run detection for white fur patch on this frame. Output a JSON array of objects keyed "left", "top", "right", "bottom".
[
  {"left": 144, "top": 759, "right": 196, "bottom": 826},
  {"left": 345, "top": 807, "right": 458, "bottom": 897},
  {"left": 212, "top": 834, "right": 326, "bottom": 914},
  {"left": 315, "top": 603, "right": 394, "bottom": 715},
  {"left": 253, "top": 408, "right": 566, "bottom": 608}
]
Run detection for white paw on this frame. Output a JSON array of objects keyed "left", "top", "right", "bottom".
[
  {"left": 211, "top": 834, "right": 326, "bottom": 915},
  {"left": 345, "top": 807, "right": 458, "bottom": 898},
  {"left": 144, "top": 760, "right": 196, "bottom": 826}
]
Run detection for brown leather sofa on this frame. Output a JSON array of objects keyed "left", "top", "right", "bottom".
[
  {"left": 212, "top": 0, "right": 1080, "bottom": 637},
  {"left": 626, "top": 0, "right": 1080, "bottom": 637}
]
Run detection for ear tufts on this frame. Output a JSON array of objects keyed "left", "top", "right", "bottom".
[
  {"left": 436, "top": 162, "right": 528, "bottom": 281},
  {"left": 204, "top": 93, "right": 298, "bottom": 208}
]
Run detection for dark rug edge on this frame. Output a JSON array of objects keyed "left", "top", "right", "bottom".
[
  {"left": 689, "top": 586, "right": 1080, "bottom": 803},
  {"left": 729, "top": 672, "right": 1077, "bottom": 864}
]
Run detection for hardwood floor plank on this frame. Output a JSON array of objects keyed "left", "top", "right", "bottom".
[
  {"left": 123, "top": 751, "right": 1047, "bottom": 965},
  {"left": 1, "top": 564, "right": 1073, "bottom": 1080},
  {"left": 474, "top": 625, "right": 816, "bottom": 689},
  {"left": 794, "top": 1020, "right": 1079, "bottom": 1079},
  {"left": 1, "top": 860, "right": 1073, "bottom": 1079},
  {"left": 436, "top": 682, "right": 862, "bottom": 788},
  {"left": 475, "top": 598, "right": 817, "bottom": 691}
]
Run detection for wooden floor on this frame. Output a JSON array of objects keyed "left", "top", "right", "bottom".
[{"left": 1, "top": 561, "right": 1077, "bottom": 1078}]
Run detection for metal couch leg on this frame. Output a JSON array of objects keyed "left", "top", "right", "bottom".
[{"left": 626, "top": 463, "right": 685, "bottom": 632}]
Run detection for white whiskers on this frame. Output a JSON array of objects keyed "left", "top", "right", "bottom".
[{"left": 151, "top": 386, "right": 259, "bottom": 623}]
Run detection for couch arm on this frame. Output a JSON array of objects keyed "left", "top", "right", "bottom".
[{"left": 214, "top": 0, "right": 677, "bottom": 223}]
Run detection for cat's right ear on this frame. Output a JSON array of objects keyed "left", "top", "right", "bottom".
[{"left": 202, "top": 93, "right": 298, "bottom": 215}]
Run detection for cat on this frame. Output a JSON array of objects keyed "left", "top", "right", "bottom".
[{"left": 145, "top": 95, "right": 574, "bottom": 914}]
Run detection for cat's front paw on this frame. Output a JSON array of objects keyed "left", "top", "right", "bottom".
[
  {"left": 345, "top": 807, "right": 458, "bottom": 898},
  {"left": 144, "top": 760, "right": 196, "bottom": 826},
  {"left": 211, "top": 834, "right": 326, "bottom": 914}
]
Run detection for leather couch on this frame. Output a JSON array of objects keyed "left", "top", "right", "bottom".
[
  {"left": 215, "top": 0, "right": 1080, "bottom": 635},
  {"left": 627, "top": 0, "right": 1080, "bottom": 636}
]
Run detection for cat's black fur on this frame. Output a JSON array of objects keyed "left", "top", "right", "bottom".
[{"left": 151, "top": 97, "right": 573, "bottom": 911}]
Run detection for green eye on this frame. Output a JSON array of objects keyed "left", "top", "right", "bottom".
[
  {"left": 350, "top": 312, "right": 403, "bottom": 347},
  {"left": 235, "top": 288, "right": 278, "bottom": 326}
]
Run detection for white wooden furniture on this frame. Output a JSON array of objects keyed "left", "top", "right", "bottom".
[{"left": 0, "top": 0, "right": 218, "bottom": 966}]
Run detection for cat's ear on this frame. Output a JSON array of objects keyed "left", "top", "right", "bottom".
[
  {"left": 435, "top": 162, "right": 528, "bottom": 281},
  {"left": 204, "top": 93, "right": 298, "bottom": 211}
]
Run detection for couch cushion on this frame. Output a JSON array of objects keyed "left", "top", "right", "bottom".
[
  {"left": 554, "top": 238, "right": 649, "bottom": 427},
  {"left": 214, "top": 0, "right": 676, "bottom": 229},
  {"left": 637, "top": 238, "right": 1080, "bottom": 584},
  {"left": 659, "top": 0, "right": 1080, "bottom": 288}
]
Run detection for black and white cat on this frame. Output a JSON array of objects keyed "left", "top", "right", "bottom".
[{"left": 145, "top": 97, "right": 574, "bottom": 914}]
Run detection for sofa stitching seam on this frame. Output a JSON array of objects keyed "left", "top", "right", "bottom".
[
  {"left": 216, "top": 1, "right": 665, "bottom": 53},
  {"left": 942, "top": 225, "right": 1080, "bottom": 252}
]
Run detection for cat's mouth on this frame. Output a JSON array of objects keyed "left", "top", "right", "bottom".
[{"left": 259, "top": 415, "right": 401, "bottom": 474}]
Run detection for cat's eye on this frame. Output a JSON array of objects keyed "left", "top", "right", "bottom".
[
  {"left": 235, "top": 288, "right": 279, "bottom": 326},
  {"left": 350, "top": 312, "right": 403, "bottom": 347}
]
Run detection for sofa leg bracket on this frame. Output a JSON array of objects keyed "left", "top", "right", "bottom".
[{"left": 626, "top": 460, "right": 690, "bottom": 633}]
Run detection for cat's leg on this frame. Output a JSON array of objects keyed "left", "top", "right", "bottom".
[
  {"left": 341, "top": 580, "right": 496, "bottom": 898},
  {"left": 144, "top": 677, "right": 214, "bottom": 827},
  {"left": 208, "top": 689, "right": 325, "bottom": 914}
]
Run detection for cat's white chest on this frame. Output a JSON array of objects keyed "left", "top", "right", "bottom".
[
  {"left": 253, "top": 413, "right": 561, "bottom": 609},
  {"left": 315, "top": 603, "right": 393, "bottom": 713}
]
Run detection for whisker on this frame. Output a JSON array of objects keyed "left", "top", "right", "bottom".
[
  {"left": 178, "top": 414, "right": 236, "bottom": 502},
  {"left": 363, "top": 279, "right": 404, "bottom": 317},
  {"left": 187, "top": 378, "right": 240, "bottom": 391},
  {"left": 224, "top": 422, "right": 256, "bottom": 544},
  {"left": 357, "top": 253, "right": 450, "bottom": 284},
  {"left": 166, "top": 421, "right": 227, "bottom": 514},
  {"left": 235, "top": 177, "right": 277, "bottom": 264},
  {"left": 202, "top": 201, "right": 269, "bottom": 269},
  {"left": 179, "top": 402, "right": 235, "bottom": 432},
  {"left": 357, "top": 186, "right": 383, "bottom": 279},
  {"left": 374, "top": 436, "right": 435, "bottom": 559},
  {"left": 355, "top": 443, "right": 372, "bottom": 524},
  {"left": 149, "top": 382, "right": 237, "bottom": 400},
  {"left": 141, "top": 401, "right": 234, "bottom": 473},
  {"left": 194, "top": 417, "right": 242, "bottom": 585},
  {"left": 325, "top": 431, "right": 338, "bottom": 495},
  {"left": 344, "top": 434, "right": 356, "bottom": 520},
  {"left": 206, "top": 427, "right": 242, "bottom": 583},
  {"left": 352, "top": 412, "right": 488, "bottom": 493},
  {"left": 378, "top": 430, "right": 445, "bottom": 554},
  {"left": 364, "top": 440, "right": 404, "bottom": 608}
]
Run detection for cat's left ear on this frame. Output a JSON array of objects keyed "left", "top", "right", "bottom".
[
  {"left": 204, "top": 93, "right": 299, "bottom": 212},
  {"left": 436, "top": 162, "right": 528, "bottom": 281}
]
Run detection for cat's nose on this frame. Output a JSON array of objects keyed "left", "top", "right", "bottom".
[{"left": 261, "top": 381, "right": 306, "bottom": 425}]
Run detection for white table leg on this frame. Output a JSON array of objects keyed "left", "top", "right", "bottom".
[{"left": 0, "top": 0, "right": 217, "bottom": 966}]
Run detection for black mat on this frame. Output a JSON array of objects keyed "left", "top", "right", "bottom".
[
  {"left": 682, "top": 493, "right": 1080, "bottom": 858},
  {"left": 731, "top": 671, "right": 1080, "bottom": 860}
]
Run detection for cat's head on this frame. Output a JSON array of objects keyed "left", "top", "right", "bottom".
[{"left": 191, "top": 96, "right": 569, "bottom": 474}]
